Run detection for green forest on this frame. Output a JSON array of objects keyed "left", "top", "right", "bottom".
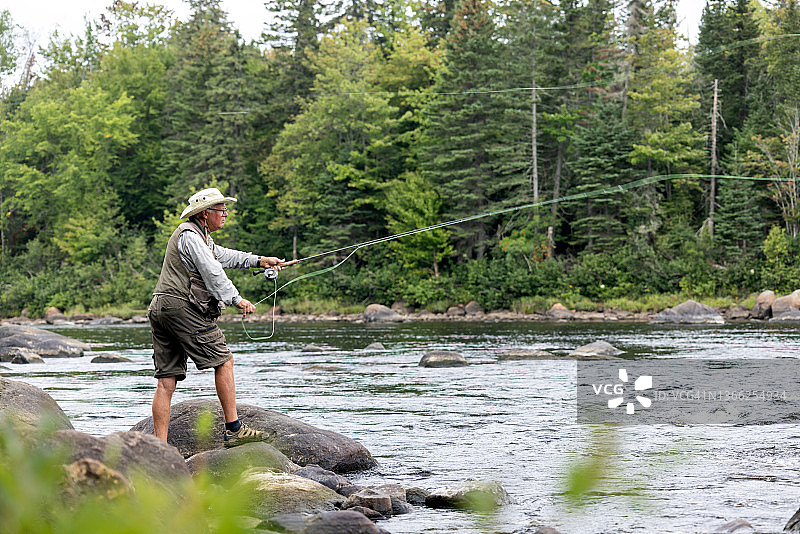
[{"left": 0, "top": 0, "right": 799, "bottom": 318}]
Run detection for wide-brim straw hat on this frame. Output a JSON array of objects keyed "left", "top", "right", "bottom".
[{"left": 180, "top": 188, "right": 237, "bottom": 219}]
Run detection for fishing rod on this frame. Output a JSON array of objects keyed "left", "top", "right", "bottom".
[{"left": 240, "top": 173, "right": 792, "bottom": 341}]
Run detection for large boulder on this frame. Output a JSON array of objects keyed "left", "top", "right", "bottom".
[
  {"left": 186, "top": 441, "right": 298, "bottom": 485},
  {"left": 770, "top": 308, "right": 800, "bottom": 322},
  {"left": 464, "top": 301, "right": 484, "bottom": 316},
  {"left": 238, "top": 470, "right": 344, "bottom": 518},
  {"left": 726, "top": 305, "right": 751, "bottom": 321},
  {"left": 419, "top": 350, "right": 468, "bottom": 368},
  {"left": 0, "top": 377, "right": 73, "bottom": 434},
  {"left": 0, "top": 324, "right": 88, "bottom": 359},
  {"left": 51, "top": 430, "right": 190, "bottom": 493},
  {"left": 546, "top": 303, "right": 573, "bottom": 320},
  {"left": 770, "top": 290, "right": 800, "bottom": 320},
  {"left": 129, "top": 399, "right": 377, "bottom": 473},
  {"left": 751, "top": 290, "right": 776, "bottom": 320},
  {"left": 650, "top": 300, "right": 724, "bottom": 324},
  {"left": 45, "top": 307, "right": 69, "bottom": 324},
  {"left": 569, "top": 341, "right": 624, "bottom": 358},
  {"left": 62, "top": 457, "right": 134, "bottom": 502},
  {"left": 363, "top": 304, "right": 401, "bottom": 323}
]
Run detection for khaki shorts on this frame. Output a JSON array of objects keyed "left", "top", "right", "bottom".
[{"left": 148, "top": 294, "right": 232, "bottom": 381}]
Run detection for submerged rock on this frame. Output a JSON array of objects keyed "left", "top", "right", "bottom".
[
  {"left": 363, "top": 342, "right": 386, "bottom": 351},
  {"left": 405, "top": 487, "right": 430, "bottom": 506},
  {"left": 713, "top": 519, "right": 754, "bottom": 533},
  {"left": 419, "top": 350, "right": 468, "bottom": 367},
  {"left": 650, "top": 300, "right": 724, "bottom": 324},
  {"left": 498, "top": 349, "right": 557, "bottom": 360},
  {"left": 0, "top": 377, "right": 73, "bottom": 434},
  {"left": 569, "top": 341, "right": 624, "bottom": 358},
  {"left": 90, "top": 353, "right": 132, "bottom": 363},
  {"left": 364, "top": 304, "right": 401, "bottom": 322},
  {"left": 129, "top": 399, "right": 377, "bottom": 473},
  {"left": 301, "top": 344, "right": 324, "bottom": 352},
  {"left": 426, "top": 480, "right": 510, "bottom": 510},
  {"left": 0, "top": 324, "right": 88, "bottom": 359}
]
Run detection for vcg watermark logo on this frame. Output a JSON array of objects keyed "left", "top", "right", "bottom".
[{"left": 591, "top": 368, "right": 653, "bottom": 415}]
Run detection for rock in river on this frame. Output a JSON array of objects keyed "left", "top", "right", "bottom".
[
  {"left": 186, "top": 441, "right": 298, "bottom": 486},
  {"left": 0, "top": 377, "right": 73, "bottom": 434},
  {"left": 569, "top": 341, "right": 624, "bottom": 358},
  {"left": 650, "top": 299, "right": 724, "bottom": 324},
  {"left": 363, "top": 303, "right": 401, "bottom": 322},
  {"left": 90, "top": 353, "right": 132, "bottom": 363},
  {"left": 130, "top": 399, "right": 377, "bottom": 473},
  {"left": 237, "top": 470, "right": 344, "bottom": 518},
  {"left": 498, "top": 348, "right": 557, "bottom": 361},
  {"left": 752, "top": 290, "right": 776, "bottom": 320},
  {"left": 426, "top": 480, "right": 510, "bottom": 510},
  {"left": 419, "top": 350, "right": 468, "bottom": 367},
  {"left": 0, "top": 324, "right": 88, "bottom": 359},
  {"left": 771, "top": 289, "right": 800, "bottom": 318}
]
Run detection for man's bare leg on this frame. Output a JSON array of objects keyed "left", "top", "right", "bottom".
[
  {"left": 215, "top": 358, "right": 239, "bottom": 423},
  {"left": 152, "top": 376, "right": 177, "bottom": 442}
]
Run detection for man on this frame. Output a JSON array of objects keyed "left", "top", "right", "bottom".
[{"left": 148, "top": 187, "right": 285, "bottom": 447}]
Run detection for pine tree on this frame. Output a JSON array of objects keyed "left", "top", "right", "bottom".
[
  {"left": 263, "top": 20, "right": 400, "bottom": 258},
  {"left": 161, "top": 0, "right": 262, "bottom": 209},
  {"left": 568, "top": 102, "right": 637, "bottom": 251},
  {"left": 420, "top": 0, "right": 518, "bottom": 260},
  {"left": 764, "top": 0, "right": 800, "bottom": 112},
  {"left": 419, "top": 0, "right": 459, "bottom": 45},
  {"left": 696, "top": 0, "right": 760, "bottom": 147}
]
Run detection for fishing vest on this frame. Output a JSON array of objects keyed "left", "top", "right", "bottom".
[{"left": 153, "top": 220, "right": 221, "bottom": 318}]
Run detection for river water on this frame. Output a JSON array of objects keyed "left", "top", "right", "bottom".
[{"left": 3, "top": 320, "right": 800, "bottom": 533}]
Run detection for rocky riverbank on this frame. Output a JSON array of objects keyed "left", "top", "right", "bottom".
[
  {"left": 4, "top": 290, "right": 798, "bottom": 327},
  {"left": 0, "top": 375, "right": 516, "bottom": 534}
]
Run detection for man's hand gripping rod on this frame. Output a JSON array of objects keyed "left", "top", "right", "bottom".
[{"left": 252, "top": 259, "right": 299, "bottom": 279}]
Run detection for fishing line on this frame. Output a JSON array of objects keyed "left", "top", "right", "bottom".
[{"left": 241, "top": 173, "right": 791, "bottom": 340}]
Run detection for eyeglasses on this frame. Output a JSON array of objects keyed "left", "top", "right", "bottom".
[{"left": 207, "top": 208, "right": 228, "bottom": 215}]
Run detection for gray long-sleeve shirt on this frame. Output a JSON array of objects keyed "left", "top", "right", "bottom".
[{"left": 177, "top": 230, "right": 260, "bottom": 306}]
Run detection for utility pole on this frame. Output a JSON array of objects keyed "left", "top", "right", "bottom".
[
  {"left": 531, "top": 48, "right": 538, "bottom": 204},
  {"left": 709, "top": 78, "right": 719, "bottom": 238}
]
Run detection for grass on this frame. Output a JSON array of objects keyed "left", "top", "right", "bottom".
[
  {"left": 514, "top": 293, "right": 752, "bottom": 314},
  {"left": 65, "top": 304, "right": 145, "bottom": 319},
  {"left": 272, "top": 298, "right": 365, "bottom": 315}
]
